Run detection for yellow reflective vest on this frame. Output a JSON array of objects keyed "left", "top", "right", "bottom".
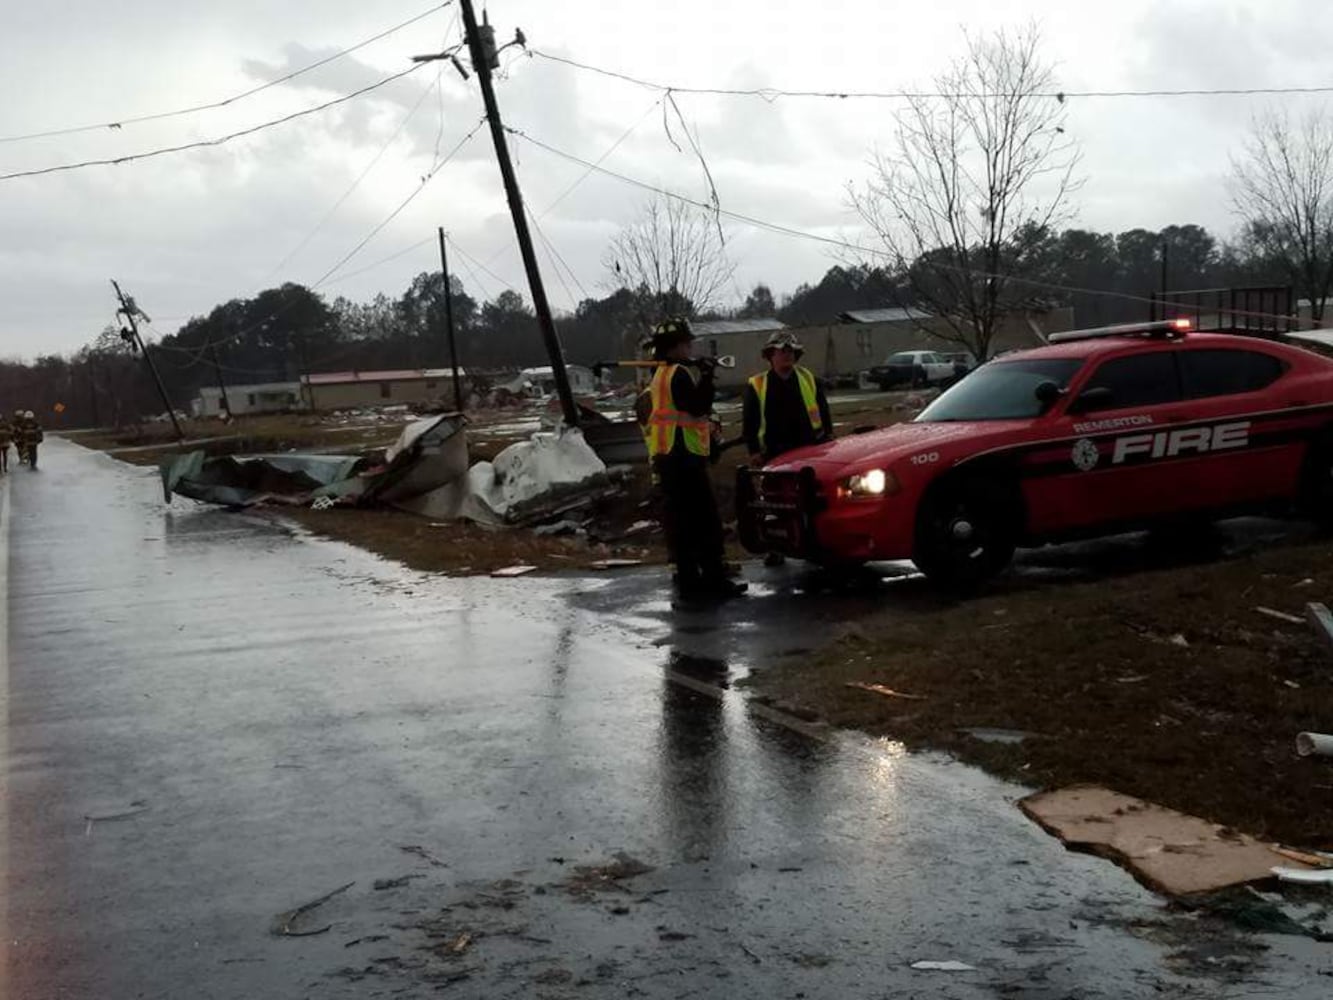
[
  {"left": 647, "top": 364, "right": 711, "bottom": 459},
  {"left": 748, "top": 367, "right": 823, "bottom": 455}
]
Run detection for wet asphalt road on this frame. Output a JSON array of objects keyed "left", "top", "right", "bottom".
[{"left": 3, "top": 438, "right": 1331, "bottom": 999}]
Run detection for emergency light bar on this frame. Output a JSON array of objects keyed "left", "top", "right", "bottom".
[{"left": 1047, "top": 317, "right": 1192, "bottom": 344}]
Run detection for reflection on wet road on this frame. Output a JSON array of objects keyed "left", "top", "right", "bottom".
[{"left": 3, "top": 439, "right": 1328, "bottom": 998}]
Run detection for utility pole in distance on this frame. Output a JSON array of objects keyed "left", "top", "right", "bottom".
[
  {"left": 111, "top": 280, "right": 185, "bottom": 442},
  {"left": 438, "top": 227, "right": 465, "bottom": 412},
  {"left": 419, "top": 0, "right": 579, "bottom": 427},
  {"left": 207, "top": 337, "right": 232, "bottom": 419}
]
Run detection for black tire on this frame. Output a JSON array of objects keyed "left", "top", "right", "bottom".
[
  {"left": 912, "top": 477, "right": 1019, "bottom": 588},
  {"left": 1299, "top": 435, "right": 1333, "bottom": 525}
]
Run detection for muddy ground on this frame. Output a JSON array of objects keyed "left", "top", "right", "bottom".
[{"left": 745, "top": 533, "right": 1333, "bottom": 848}]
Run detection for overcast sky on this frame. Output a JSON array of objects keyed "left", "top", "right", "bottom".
[{"left": 1, "top": 0, "right": 1327, "bottom": 359}]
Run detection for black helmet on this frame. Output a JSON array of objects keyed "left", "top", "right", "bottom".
[{"left": 650, "top": 316, "right": 694, "bottom": 358}]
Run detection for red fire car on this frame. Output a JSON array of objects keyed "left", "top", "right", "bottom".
[{"left": 736, "top": 319, "right": 1333, "bottom": 585}]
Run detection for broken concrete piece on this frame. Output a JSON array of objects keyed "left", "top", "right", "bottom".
[
  {"left": 910, "top": 960, "right": 975, "bottom": 972},
  {"left": 492, "top": 565, "right": 538, "bottom": 578},
  {"left": 1021, "top": 787, "right": 1313, "bottom": 896}
]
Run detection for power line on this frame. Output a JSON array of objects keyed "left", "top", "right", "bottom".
[
  {"left": 0, "top": 65, "right": 431, "bottom": 183},
  {"left": 319, "top": 234, "right": 438, "bottom": 286},
  {"left": 310, "top": 117, "right": 486, "bottom": 288},
  {"left": 0, "top": 1, "right": 454, "bottom": 145},
  {"left": 480, "top": 94, "right": 662, "bottom": 270},
  {"left": 154, "top": 115, "right": 486, "bottom": 359},
  {"left": 530, "top": 49, "right": 1333, "bottom": 102},
  {"left": 262, "top": 46, "right": 461, "bottom": 282},
  {"left": 449, "top": 238, "right": 519, "bottom": 299},
  {"left": 527, "top": 206, "right": 590, "bottom": 306},
  {"left": 505, "top": 123, "right": 1301, "bottom": 324}
]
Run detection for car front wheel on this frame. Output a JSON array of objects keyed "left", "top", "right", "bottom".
[{"left": 912, "top": 478, "right": 1018, "bottom": 588}]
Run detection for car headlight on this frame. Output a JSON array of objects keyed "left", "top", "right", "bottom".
[{"left": 839, "top": 468, "right": 897, "bottom": 499}]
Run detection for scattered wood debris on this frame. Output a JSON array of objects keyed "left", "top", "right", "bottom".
[
  {"left": 560, "top": 853, "right": 656, "bottom": 901},
  {"left": 400, "top": 844, "right": 449, "bottom": 868},
  {"left": 492, "top": 565, "right": 538, "bottom": 578},
  {"left": 1254, "top": 606, "right": 1304, "bottom": 625},
  {"left": 271, "top": 881, "right": 355, "bottom": 937},
  {"left": 1020, "top": 787, "right": 1312, "bottom": 896},
  {"left": 845, "top": 682, "right": 925, "bottom": 700}
]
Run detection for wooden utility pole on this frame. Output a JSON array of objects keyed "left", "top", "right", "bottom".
[
  {"left": 456, "top": 0, "right": 579, "bottom": 426},
  {"left": 437, "top": 228, "right": 464, "bottom": 412},
  {"left": 207, "top": 338, "right": 232, "bottom": 418},
  {"left": 111, "top": 280, "right": 184, "bottom": 442}
]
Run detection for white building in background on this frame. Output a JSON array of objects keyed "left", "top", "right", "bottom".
[
  {"left": 193, "top": 381, "right": 305, "bottom": 418},
  {"left": 519, "top": 365, "right": 599, "bottom": 397}
]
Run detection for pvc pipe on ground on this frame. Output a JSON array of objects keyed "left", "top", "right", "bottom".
[{"left": 1295, "top": 732, "right": 1333, "bottom": 757}]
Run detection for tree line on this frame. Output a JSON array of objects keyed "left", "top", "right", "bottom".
[{"left": 0, "top": 215, "right": 1288, "bottom": 430}]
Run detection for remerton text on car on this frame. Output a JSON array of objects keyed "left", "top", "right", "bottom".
[{"left": 738, "top": 319, "right": 1333, "bottom": 585}]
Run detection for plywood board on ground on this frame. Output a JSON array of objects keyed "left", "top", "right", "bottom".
[{"left": 1019, "top": 785, "right": 1310, "bottom": 897}]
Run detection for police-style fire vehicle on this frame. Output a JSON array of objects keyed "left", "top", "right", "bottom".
[{"left": 737, "top": 319, "right": 1333, "bottom": 585}]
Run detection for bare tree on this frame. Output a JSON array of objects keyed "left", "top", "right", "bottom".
[
  {"left": 603, "top": 196, "right": 736, "bottom": 322},
  {"left": 851, "top": 26, "right": 1079, "bottom": 360},
  {"left": 1231, "top": 108, "right": 1333, "bottom": 325}
]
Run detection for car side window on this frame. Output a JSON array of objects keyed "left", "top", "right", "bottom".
[
  {"left": 1179, "top": 349, "right": 1287, "bottom": 399},
  {"left": 1079, "top": 353, "right": 1181, "bottom": 411}
]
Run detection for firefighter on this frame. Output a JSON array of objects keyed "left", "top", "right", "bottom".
[
  {"left": 16, "top": 410, "right": 41, "bottom": 469},
  {"left": 645, "top": 317, "right": 746, "bottom": 604},
  {"left": 13, "top": 409, "right": 27, "bottom": 465},
  {"left": 742, "top": 331, "right": 833, "bottom": 564},
  {"left": 0, "top": 410, "right": 11, "bottom": 473}
]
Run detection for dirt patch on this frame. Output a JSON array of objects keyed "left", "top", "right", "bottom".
[{"left": 744, "top": 538, "right": 1333, "bottom": 847}]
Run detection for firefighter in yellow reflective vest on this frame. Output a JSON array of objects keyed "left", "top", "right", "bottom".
[
  {"left": 742, "top": 331, "right": 833, "bottom": 564},
  {"left": 646, "top": 318, "right": 746, "bottom": 603}
]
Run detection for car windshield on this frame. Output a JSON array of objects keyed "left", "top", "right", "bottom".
[{"left": 917, "top": 358, "right": 1084, "bottom": 421}]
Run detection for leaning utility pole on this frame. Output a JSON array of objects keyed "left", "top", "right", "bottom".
[
  {"left": 437, "top": 227, "right": 465, "bottom": 412},
  {"left": 111, "top": 280, "right": 184, "bottom": 442},
  {"left": 453, "top": 0, "right": 579, "bottom": 426}
]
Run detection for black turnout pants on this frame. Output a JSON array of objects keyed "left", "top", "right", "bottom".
[{"left": 654, "top": 454, "right": 726, "bottom": 589}]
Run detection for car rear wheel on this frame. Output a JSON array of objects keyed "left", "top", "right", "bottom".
[
  {"left": 1299, "top": 435, "right": 1333, "bottom": 526},
  {"left": 912, "top": 478, "right": 1018, "bottom": 588}
]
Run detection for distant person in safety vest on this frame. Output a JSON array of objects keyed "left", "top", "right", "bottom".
[
  {"left": 742, "top": 331, "right": 833, "bottom": 564},
  {"left": 645, "top": 317, "right": 746, "bottom": 605}
]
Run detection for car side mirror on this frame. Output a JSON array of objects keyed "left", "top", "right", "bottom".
[
  {"left": 1069, "top": 386, "right": 1114, "bottom": 414},
  {"left": 1033, "top": 381, "right": 1064, "bottom": 408}
]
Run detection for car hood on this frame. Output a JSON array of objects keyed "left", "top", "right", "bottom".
[{"left": 766, "top": 419, "right": 1032, "bottom": 474}]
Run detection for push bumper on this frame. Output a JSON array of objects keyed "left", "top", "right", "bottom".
[
  {"left": 736, "top": 466, "right": 912, "bottom": 563},
  {"left": 735, "top": 467, "right": 824, "bottom": 559}
]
